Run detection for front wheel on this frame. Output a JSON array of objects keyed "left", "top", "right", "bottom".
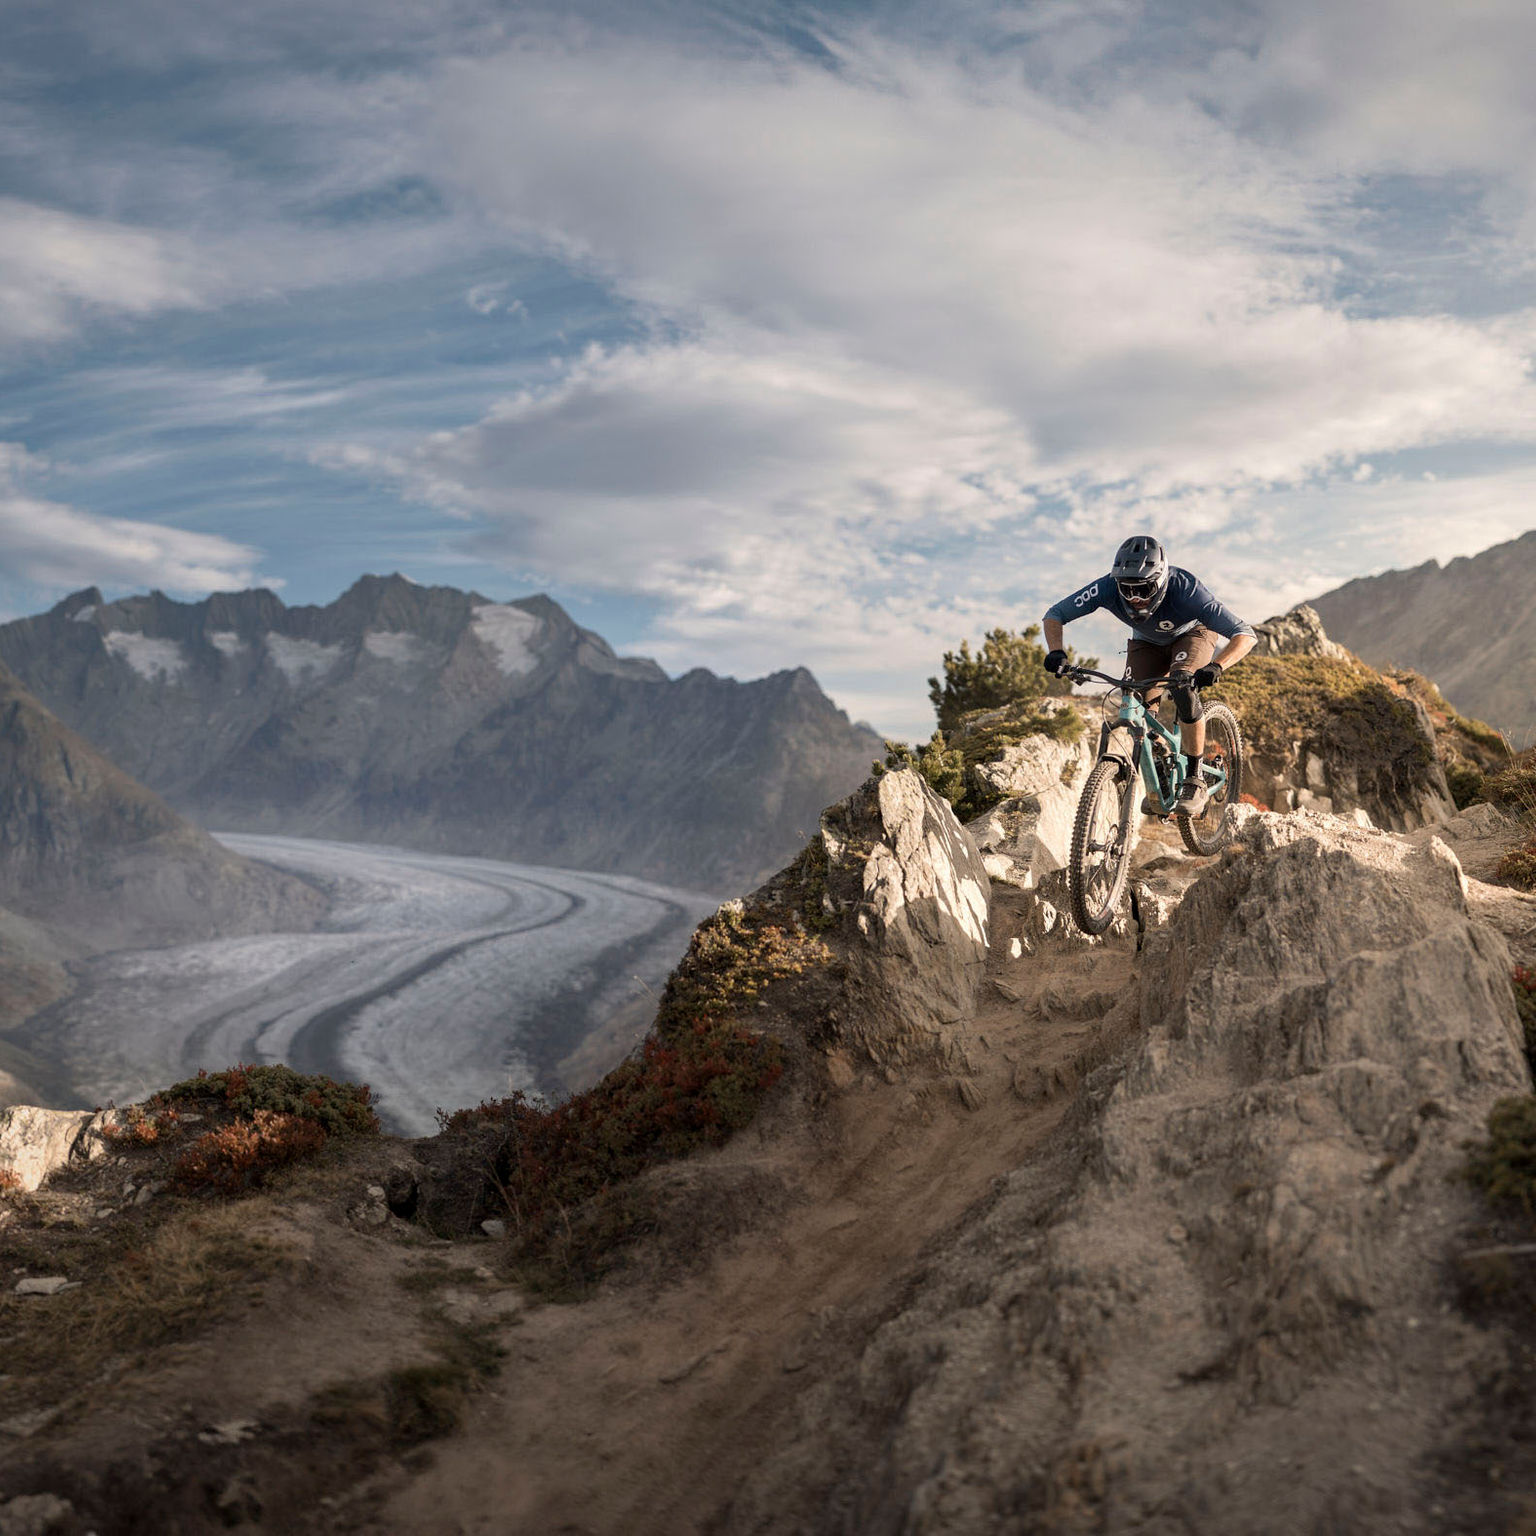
[
  {"left": 1069, "top": 758, "right": 1136, "bottom": 935},
  {"left": 1177, "top": 702, "right": 1245, "bottom": 856}
]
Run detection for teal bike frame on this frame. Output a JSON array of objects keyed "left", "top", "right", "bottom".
[{"left": 1069, "top": 667, "right": 1229, "bottom": 816}]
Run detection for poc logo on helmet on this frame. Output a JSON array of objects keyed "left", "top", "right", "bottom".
[{"left": 1074, "top": 582, "right": 1100, "bottom": 608}]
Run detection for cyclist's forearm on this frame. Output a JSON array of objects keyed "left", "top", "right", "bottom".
[
  {"left": 1214, "top": 633, "right": 1255, "bottom": 670},
  {"left": 1043, "top": 617, "right": 1065, "bottom": 652}
]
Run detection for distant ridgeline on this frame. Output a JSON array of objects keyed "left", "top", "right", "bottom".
[
  {"left": 1310, "top": 528, "right": 1536, "bottom": 750},
  {"left": 0, "top": 576, "right": 881, "bottom": 894}
]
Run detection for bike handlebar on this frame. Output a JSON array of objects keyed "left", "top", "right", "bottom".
[{"left": 1062, "top": 666, "right": 1188, "bottom": 693}]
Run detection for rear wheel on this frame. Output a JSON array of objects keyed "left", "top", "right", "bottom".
[
  {"left": 1069, "top": 758, "right": 1136, "bottom": 935},
  {"left": 1177, "top": 702, "right": 1244, "bottom": 856}
]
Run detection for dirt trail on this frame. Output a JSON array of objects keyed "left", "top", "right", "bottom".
[{"left": 368, "top": 879, "right": 1167, "bottom": 1536}]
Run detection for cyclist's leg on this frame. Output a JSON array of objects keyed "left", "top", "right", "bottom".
[
  {"left": 1126, "top": 638, "right": 1173, "bottom": 706},
  {"left": 1169, "top": 628, "right": 1220, "bottom": 754}
]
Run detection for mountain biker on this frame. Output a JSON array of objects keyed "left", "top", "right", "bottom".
[{"left": 1040, "top": 536, "right": 1256, "bottom": 816}]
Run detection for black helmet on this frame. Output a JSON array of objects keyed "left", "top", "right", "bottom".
[{"left": 1113, "top": 535, "right": 1170, "bottom": 616}]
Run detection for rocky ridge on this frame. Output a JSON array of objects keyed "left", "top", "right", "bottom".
[{"left": 0, "top": 576, "right": 882, "bottom": 893}]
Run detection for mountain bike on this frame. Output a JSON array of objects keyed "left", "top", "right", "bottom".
[{"left": 1061, "top": 667, "right": 1245, "bottom": 935}]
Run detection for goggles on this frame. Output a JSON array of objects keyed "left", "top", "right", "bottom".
[{"left": 1117, "top": 577, "right": 1159, "bottom": 604}]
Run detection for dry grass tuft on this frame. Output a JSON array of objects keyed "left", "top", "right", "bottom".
[{"left": 0, "top": 1200, "right": 298, "bottom": 1388}]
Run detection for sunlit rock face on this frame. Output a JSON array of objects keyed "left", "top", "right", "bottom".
[{"left": 0, "top": 576, "right": 882, "bottom": 893}]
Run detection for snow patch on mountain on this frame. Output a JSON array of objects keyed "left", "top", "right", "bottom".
[
  {"left": 103, "top": 632, "right": 187, "bottom": 681},
  {"left": 266, "top": 634, "right": 343, "bottom": 683},
  {"left": 363, "top": 630, "right": 429, "bottom": 666},
  {"left": 208, "top": 631, "right": 245, "bottom": 657},
  {"left": 71, "top": 606, "right": 96, "bottom": 624},
  {"left": 472, "top": 603, "right": 541, "bottom": 676}
]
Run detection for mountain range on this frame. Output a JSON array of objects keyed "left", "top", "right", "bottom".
[
  {"left": 0, "top": 576, "right": 882, "bottom": 893},
  {"left": 1310, "top": 528, "right": 1536, "bottom": 748}
]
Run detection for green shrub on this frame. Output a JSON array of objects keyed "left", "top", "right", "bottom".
[
  {"left": 927, "top": 626, "right": 1096, "bottom": 734},
  {"left": 877, "top": 702, "right": 1085, "bottom": 822},
  {"left": 158, "top": 1063, "right": 379, "bottom": 1138},
  {"left": 1445, "top": 760, "right": 1485, "bottom": 811},
  {"left": 878, "top": 733, "right": 967, "bottom": 809},
  {"left": 1465, "top": 1097, "right": 1536, "bottom": 1213}
]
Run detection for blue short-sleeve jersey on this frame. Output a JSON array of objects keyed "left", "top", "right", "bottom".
[{"left": 1045, "top": 568, "right": 1255, "bottom": 645}]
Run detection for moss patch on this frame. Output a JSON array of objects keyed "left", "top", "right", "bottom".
[
  {"left": 1217, "top": 655, "right": 1432, "bottom": 769},
  {"left": 1465, "top": 1097, "right": 1536, "bottom": 1215}
]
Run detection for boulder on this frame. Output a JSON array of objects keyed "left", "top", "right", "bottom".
[
  {"left": 0, "top": 1104, "right": 112, "bottom": 1193},
  {"left": 728, "top": 811, "right": 1529, "bottom": 1533},
  {"left": 812, "top": 769, "right": 991, "bottom": 1072}
]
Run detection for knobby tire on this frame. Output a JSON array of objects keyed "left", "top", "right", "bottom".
[
  {"left": 1069, "top": 758, "right": 1136, "bottom": 936},
  {"left": 1176, "top": 702, "right": 1245, "bottom": 857}
]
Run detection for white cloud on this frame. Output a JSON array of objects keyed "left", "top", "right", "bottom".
[
  {"left": 0, "top": 198, "right": 217, "bottom": 348},
  {"left": 0, "top": 443, "right": 272, "bottom": 594},
  {"left": 421, "top": 36, "right": 1536, "bottom": 496}
]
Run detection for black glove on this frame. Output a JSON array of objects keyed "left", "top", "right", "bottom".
[
  {"left": 1192, "top": 662, "right": 1223, "bottom": 690},
  {"left": 1044, "top": 649, "right": 1069, "bottom": 678}
]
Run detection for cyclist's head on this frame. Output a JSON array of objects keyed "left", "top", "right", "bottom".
[{"left": 1113, "top": 535, "right": 1170, "bottom": 616}]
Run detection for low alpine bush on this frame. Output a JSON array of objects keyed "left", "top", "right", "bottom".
[
  {"left": 159, "top": 1063, "right": 379, "bottom": 1137},
  {"left": 1465, "top": 1097, "right": 1536, "bottom": 1214},
  {"left": 1498, "top": 838, "right": 1536, "bottom": 893},
  {"left": 171, "top": 1110, "right": 328, "bottom": 1197}
]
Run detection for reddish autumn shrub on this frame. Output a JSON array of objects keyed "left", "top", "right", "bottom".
[
  {"left": 97, "top": 1103, "right": 183, "bottom": 1147},
  {"left": 0, "top": 1167, "right": 22, "bottom": 1195},
  {"left": 485, "top": 1018, "right": 784, "bottom": 1244},
  {"left": 171, "top": 1110, "right": 327, "bottom": 1197},
  {"left": 1515, "top": 967, "right": 1536, "bottom": 1075}
]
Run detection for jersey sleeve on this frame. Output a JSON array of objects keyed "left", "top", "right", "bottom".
[
  {"left": 1189, "top": 580, "right": 1255, "bottom": 639},
  {"left": 1045, "top": 576, "right": 1112, "bottom": 626}
]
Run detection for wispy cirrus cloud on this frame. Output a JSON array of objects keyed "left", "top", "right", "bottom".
[{"left": 0, "top": 443, "right": 272, "bottom": 594}]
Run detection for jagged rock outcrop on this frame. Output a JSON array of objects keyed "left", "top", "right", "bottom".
[
  {"left": 725, "top": 808, "right": 1528, "bottom": 1534},
  {"left": 753, "top": 769, "right": 991, "bottom": 1078},
  {"left": 0, "top": 663, "right": 321, "bottom": 947},
  {"left": 1310, "top": 528, "right": 1536, "bottom": 744},
  {"left": 0, "top": 577, "right": 882, "bottom": 893},
  {"left": 1251, "top": 603, "right": 1352, "bottom": 661}
]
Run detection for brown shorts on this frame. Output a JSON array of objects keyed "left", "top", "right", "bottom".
[{"left": 1125, "top": 626, "right": 1221, "bottom": 699}]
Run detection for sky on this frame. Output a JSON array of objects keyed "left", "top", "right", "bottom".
[{"left": 3, "top": 0, "right": 1535, "bottom": 740}]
